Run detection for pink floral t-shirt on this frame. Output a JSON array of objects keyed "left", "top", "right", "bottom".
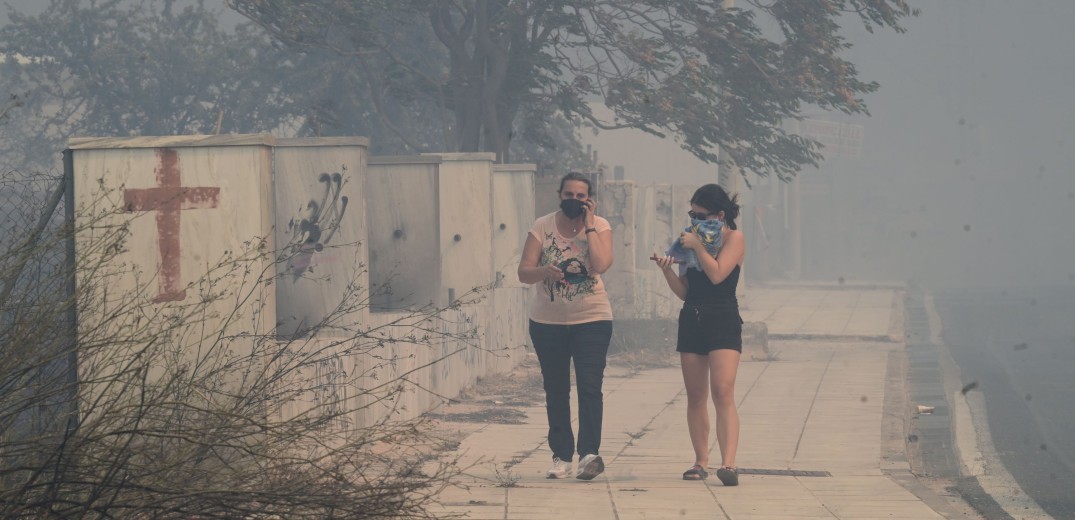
[{"left": 528, "top": 212, "right": 613, "bottom": 325}]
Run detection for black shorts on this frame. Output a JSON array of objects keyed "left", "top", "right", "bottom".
[{"left": 677, "top": 304, "right": 743, "bottom": 355}]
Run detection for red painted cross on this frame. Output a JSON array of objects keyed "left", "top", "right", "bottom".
[{"left": 124, "top": 148, "right": 220, "bottom": 303}]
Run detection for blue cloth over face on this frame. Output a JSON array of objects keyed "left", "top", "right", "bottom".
[{"left": 666, "top": 219, "right": 724, "bottom": 275}]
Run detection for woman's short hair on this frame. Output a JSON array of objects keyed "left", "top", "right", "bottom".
[{"left": 558, "top": 172, "right": 593, "bottom": 196}]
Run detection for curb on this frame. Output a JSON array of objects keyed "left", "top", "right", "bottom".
[
  {"left": 880, "top": 293, "right": 980, "bottom": 520},
  {"left": 922, "top": 292, "right": 1053, "bottom": 520},
  {"left": 768, "top": 333, "right": 897, "bottom": 343}
]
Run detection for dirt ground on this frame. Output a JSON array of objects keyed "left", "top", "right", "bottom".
[{"left": 424, "top": 348, "right": 677, "bottom": 426}]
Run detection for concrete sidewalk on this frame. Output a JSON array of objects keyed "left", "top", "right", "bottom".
[{"left": 427, "top": 284, "right": 982, "bottom": 519}]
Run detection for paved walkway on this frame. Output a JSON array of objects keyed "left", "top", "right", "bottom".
[
  {"left": 428, "top": 284, "right": 982, "bottom": 519},
  {"left": 741, "top": 283, "right": 904, "bottom": 341}
]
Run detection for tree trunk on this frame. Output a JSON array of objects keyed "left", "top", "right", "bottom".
[{"left": 436, "top": 0, "right": 534, "bottom": 163}]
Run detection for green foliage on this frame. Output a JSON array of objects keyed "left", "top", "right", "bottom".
[
  {"left": 229, "top": 0, "right": 915, "bottom": 179},
  {"left": 0, "top": 0, "right": 589, "bottom": 174},
  {"left": 0, "top": 0, "right": 298, "bottom": 171}
]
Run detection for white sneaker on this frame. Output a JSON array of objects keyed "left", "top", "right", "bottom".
[
  {"left": 546, "top": 457, "right": 570, "bottom": 479},
  {"left": 576, "top": 454, "right": 605, "bottom": 480}
]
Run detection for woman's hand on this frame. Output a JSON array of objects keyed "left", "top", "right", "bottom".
[
  {"left": 583, "top": 198, "right": 597, "bottom": 228},
  {"left": 539, "top": 264, "right": 564, "bottom": 281},
  {"left": 651, "top": 250, "right": 676, "bottom": 271},
  {"left": 679, "top": 231, "right": 702, "bottom": 251},
  {"left": 652, "top": 249, "right": 688, "bottom": 301}
]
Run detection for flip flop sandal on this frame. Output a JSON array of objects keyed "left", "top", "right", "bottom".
[
  {"left": 716, "top": 466, "right": 738, "bottom": 486},
  {"left": 682, "top": 465, "right": 709, "bottom": 480}
]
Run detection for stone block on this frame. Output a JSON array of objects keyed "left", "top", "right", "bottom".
[{"left": 742, "top": 321, "right": 771, "bottom": 361}]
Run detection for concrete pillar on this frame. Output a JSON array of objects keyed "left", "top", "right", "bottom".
[
  {"left": 634, "top": 184, "right": 655, "bottom": 267},
  {"left": 491, "top": 164, "right": 536, "bottom": 286},
  {"left": 366, "top": 153, "right": 498, "bottom": 309},
  {"left": 273, "top": 137, "right": 370, "bottom": 338},
  {"left": 534, "top": 174, "right": 561, "bottom": 219},
  {"left": 423, "top": 153, "right": 495, "bottom": 306},
  {"left": 600, "top": 180, "right": 638, "bottom": 317},
  {"left": 655, "top": 183, "right": 673, "bottom": 241},
  {"left": 366, "top": 155, "right": 442, "bottom": 310},
  {"left": 269, "top": 138, "right": 372, "bottom": 441},
  {"left": 653, "top": 183, "right": 676, "bottom": 316},
  {"left": 68, "top": 134, "right": 277, "bottom": 398},
  {"left": 672, "top": 184, "right": 697, "bottom": 229},
  {"left": 789, "top": 175, "right": 802, "bottom": 280},
  {"left": 360, "top": 153, "right": 524, "bottom": 427},
  {"left": 490, "top": 163, "right": 536, "bottom": 367}
]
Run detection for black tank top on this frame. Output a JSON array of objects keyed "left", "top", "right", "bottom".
[{"left": 684, "top": 264, "right": 740, "bottom": 308}]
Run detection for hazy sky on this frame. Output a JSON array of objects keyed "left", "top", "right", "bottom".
[
  {"left": 836, "top": 1, "right": 1075, "bottom": 288},
  {"left": 585, "top": 2, "right": 1075, "bottom": 288}
]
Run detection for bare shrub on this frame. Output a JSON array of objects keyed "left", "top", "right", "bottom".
[{"left": 1, "top": 169, "right": 485, "bottom": 519}]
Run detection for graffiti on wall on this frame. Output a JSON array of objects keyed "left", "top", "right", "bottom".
[
  {"left": 124, "top": 148, "right": 220, "bottom": 302},
  {"left": 313, "top": 355, "right": 350, "bottom": 431},
  {"left": 286, "top": 172, "right": 349, "bottom": 280}
]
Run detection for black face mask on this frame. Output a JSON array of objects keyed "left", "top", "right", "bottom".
[{"left": 560, "top": 198, "right": 586, "bottom": 219}]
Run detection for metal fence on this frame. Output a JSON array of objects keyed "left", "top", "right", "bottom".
[{"left": 1, "top": 162, "right": 78, "bottom": 484}]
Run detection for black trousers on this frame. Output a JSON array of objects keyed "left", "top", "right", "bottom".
[{"left": 529, "top": 319, "right": 613, "bottom": 462}]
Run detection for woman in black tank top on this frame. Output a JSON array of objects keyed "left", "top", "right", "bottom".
[{"left": 651, "top": 184, "right": 745, "bottom": 486}]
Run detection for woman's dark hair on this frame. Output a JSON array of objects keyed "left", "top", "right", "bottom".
[
  {"left": 558, "top": 171, "right": 592, "bottom": 196},
  {"left": 690, "top": 183, "right": 740, "bottom": 230}
]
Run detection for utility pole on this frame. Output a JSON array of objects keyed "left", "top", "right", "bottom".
[
  {"left": 717, "top": 0, "right": 739, "bottom": 198},
  {"left": 788, "top": 175, "right": 802, "bottom": 280},
  {"left": 717, "top": 0, "right": 748, "bottom": 301}
]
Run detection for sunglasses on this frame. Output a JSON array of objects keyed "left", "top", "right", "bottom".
[{"left": 688, "top": 210, "right": 711, "bottom": 220}]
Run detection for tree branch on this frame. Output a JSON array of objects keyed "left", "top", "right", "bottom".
[{"left": 357, "top": 56, "right": 422, "bottom": 151}]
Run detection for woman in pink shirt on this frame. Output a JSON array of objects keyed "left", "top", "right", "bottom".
[{"left": 517, "top": 172, "right": 613, "bottom": 481}]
